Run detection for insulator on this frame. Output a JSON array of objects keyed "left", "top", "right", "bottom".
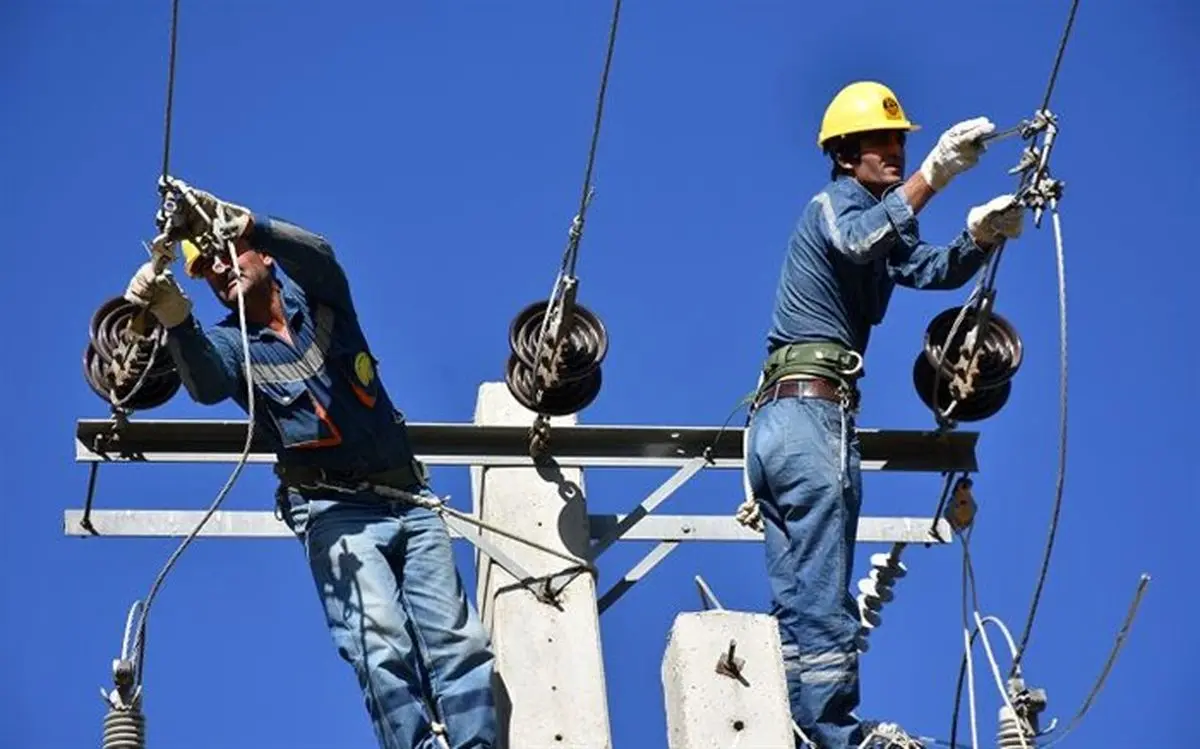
[
  {"left": 83, "top": 296, "right": 181, "bottom": 411},
  {"left": 912, "top": 305, "right": 1023, "bottom": 422},
  {"left": 855, "top": 546, "right": 907, "bottom": 649},
  {"left": 505, "top": 299, "right": 608, "bottom": 417},
  {"left": 102, "top": 703, "right": 146, "bottom": 749},
  {"left": 996, "top": 705, "right": 1034, "bottom": 749}
]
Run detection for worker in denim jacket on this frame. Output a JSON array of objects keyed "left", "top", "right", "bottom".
[
  {"left": 744, "top": 82, "right": 1024, "bottom": 749},
  {"left": 123, "top": 182, "right": 497, "bottom": 749}
]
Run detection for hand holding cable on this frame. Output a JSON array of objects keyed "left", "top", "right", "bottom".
[
  {"left": 920, "top": 117, "right": 996, "bottom": 191},
  {"left": 967, "top": 194, "right": 1025, "bottom": 247},
  {"left": 123, "top": 263, "right": 193, "bottom": 329},
  {"left": 156, "top": 176, "right": 253, "bottom": 245}
]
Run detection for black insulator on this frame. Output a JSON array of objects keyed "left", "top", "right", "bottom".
[
  {"left": 505, "top": 299, "right": 608, "bottom": 416},
  {"left": 83, "top": 296, "right": 181, "bottom": 412},
  {"left": 101, "top": 704, "right": 145, "bottom": 749},
  {"left": 912, "top": 305, "right": 1023, "bottom": 422}
]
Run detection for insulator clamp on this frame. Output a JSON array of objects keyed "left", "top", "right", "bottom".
[
  {"left": 83, "top": 296, "right": 182, "bottom": 412},
  {"left": 912, "top": 305, "right": 1023, "bottom": 423},
  {"left": 504, "top": 297, "right": 608, "bottom": 417}
]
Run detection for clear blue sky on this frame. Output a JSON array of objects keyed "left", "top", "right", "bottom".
[{"left": 3, "top": 1, "right": 1197, "bottom": 747}]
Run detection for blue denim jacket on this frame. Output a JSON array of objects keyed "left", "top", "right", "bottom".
[
  {"left": 766, "top": 175, "right": 990, "bottom": 356},
  {"left": 165, "top": 215, "right": 417, "bottom": 475}
]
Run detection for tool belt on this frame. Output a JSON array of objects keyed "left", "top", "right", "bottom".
[
  {"left": 752, "top": 341, "right": 864, "bottom": 411},
  {"left": 273, "top": 458, "right": 429, "bottom": 495}
]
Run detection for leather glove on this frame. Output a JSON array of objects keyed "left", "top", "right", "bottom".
[
  {"left": 156, "top": 176, "right": 253, "bottom": 243},
  {"left": 124, "top": 261, "right": 193, "bottom": 328},
  {"left": 967, "top": 194, "right": 1024, "bottom": 246},
  {"left": 919, "top": 117, "right": 996, "bottom": 191}
]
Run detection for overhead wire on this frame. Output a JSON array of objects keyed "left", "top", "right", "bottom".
[{"left": 113, "top": 0, "right": 259, "bottom": 694}]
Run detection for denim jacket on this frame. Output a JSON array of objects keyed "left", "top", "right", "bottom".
[
  {"left": 766, "top": 175, "right": 990, "bottom": 356},
  {"left": 165, "top": 215, "right": 417, "bottom": 475}
]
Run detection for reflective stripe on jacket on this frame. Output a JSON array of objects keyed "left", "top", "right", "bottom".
[{"left": 165, "top": 214, "right": 417, "bottom": 475}]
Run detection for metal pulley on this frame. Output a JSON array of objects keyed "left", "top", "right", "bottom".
[
  {"left": 504, "top": 287, "right": 609, "bottom": 418},
  {"left": 83, "top": 295, "right": 182, "bottom": 412},
  {"left": 912, "top": 304, "right": 1023, "bottom": 423}
]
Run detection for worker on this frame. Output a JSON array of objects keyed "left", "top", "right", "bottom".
[
  {"left": 744, "top": 81, "right": 1024, "bottom": 749},
  {"left": 123, "top": 181, "right": 498, "bottom": 749}
]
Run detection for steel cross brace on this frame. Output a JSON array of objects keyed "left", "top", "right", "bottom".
[{"left": 591, "top": 456, "right": 711, "bottom": 612}]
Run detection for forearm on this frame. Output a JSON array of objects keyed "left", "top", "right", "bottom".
[
  {"left": 889, "top": 231, "right": 990, "bottom": 290},
  {"left": 900, "top": 172, "right": 936, "bottom": 215},
  {"left": 165, "top": 315, "right": 242, "bottom": 404},
  {"left": 243, "top": 214, "right": 352, "bottom": 308}
]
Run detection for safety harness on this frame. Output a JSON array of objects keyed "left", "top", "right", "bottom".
[{"left": 752, "top": 340, "right": 865, "bottom": 409}]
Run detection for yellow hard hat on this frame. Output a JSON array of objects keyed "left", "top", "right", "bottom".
[
  {"left": 180, "top": 238, "right": 204, "bottom": 278},
  {"left": 817, "top": 81, "right": 921, "bottom": 148}
]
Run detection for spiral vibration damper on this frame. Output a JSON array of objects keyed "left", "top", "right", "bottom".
[
  {"left": 912, "top": 305, "right": 1023, "bottom": 422},
  {"left": 504, "top": 299, "right": 609, "bottom": 417},
  {"left": 83, "top": 296, "right": 181, "bottom": 412}
]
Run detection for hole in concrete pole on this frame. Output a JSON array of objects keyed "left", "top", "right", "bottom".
[
  {"left": 555, "top": 734, "right": 564, "bottom": 742},
  {"left": 732, "top": 720, "right": 745, "bottom": 731}
]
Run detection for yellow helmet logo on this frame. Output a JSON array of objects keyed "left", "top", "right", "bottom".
[
  {"left": 881, "top": 96, "right": 901, "bottom": 120},
  {"left": 353, "top": 352, "right": 375, "bottom": 386}
]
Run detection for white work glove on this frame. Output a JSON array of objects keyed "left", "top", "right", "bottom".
[
  {"left": 919, "top": 117, "right": 996, "bottom": 191},
  {"left": 124, "top": 261, "right": 193, "bottom": 328},
  {"left": 157, "top": 176, "right": 253, "bottom": 243},
  {"left": 967, "top": 194, "right": 1024, "bottom": 246}
]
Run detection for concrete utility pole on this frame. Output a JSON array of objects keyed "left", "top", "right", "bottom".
[{"left": 471, "top": 382, "right": 613, "bottom": 749}]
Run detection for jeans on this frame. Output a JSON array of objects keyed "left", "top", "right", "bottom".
[
  {"left": 745, "top": 393, "right": 864, "bottom": 749},
  {"left": 279, "top": 486, "right": 498, "bottom": 749}
]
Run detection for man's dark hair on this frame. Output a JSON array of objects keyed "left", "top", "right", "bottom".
[{"left": 825, "top": 135, "right": 862, "bottom": 180}]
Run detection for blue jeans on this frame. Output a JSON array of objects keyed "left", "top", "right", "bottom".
[
  {"left": 746, "top": 394, "right": 864, "bottom": 749},
  {"left": 279, "top": 486, "right": 498, "bottom": 749}
]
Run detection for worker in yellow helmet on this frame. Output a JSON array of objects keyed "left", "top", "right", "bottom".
[
  {"left": 741, "top": 82, "right": 1025, "bottom": 749},
  {"left": 124, "top": 179, "right": 499, "bottom": 749}
]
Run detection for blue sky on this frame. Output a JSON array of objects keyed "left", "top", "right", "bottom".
[{"left": 3, "top": 1, "right": 1197, "bottom": 747}]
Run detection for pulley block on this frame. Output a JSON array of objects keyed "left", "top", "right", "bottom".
[
  {"left": 505, "top": 299, "right": 608, "bottom": 417},
  {"left": 912, "top": 305, "right": 1023, "bottom": 423},
  {"left": 83, "top": 296, "right": 181, "bottom": 412}
]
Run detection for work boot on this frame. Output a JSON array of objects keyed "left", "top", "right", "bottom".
[{"left": 856, "top": 720, "right": 927, "bottom": 749}]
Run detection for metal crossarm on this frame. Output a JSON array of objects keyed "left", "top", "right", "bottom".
[
  {"left": 75, "top": 418, "right": 979, "bottom": 471},
  {"left": 64, "top": 509, "right": 952, "bottom": 545}
]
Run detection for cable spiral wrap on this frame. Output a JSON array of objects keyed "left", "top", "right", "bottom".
[
  {"left": 505, "top": 299, "right": 608, "bottom": 416},
  {"left": 102, "top": 704, "right": 145, "bottom": 749},
  {"left": 912, "top": 305, "right": 1023, "bottom": 422},
  {"left": 83, "top": 296, "right": 181, "bottom": 411}
]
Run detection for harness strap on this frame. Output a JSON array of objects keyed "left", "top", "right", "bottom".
[
  {"left": 756, "top": 341, "right": 864, "bottom": 400},
  {"left": 273, "top": 457, "right": 429, "bottom": 494}
]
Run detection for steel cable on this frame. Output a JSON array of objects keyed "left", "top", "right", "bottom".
[
  {"left": 99, "top": 4, "right": 257, "bottom": 743},
  {"left": 504, "top": 0, "right": 621, "bottom": 423}
]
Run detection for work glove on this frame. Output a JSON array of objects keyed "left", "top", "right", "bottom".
[
  {"left": 967, "top": 194, "right": 1024, "bottom": 246},
  {"left": 124, "top": 260, "right": 193, "bottom": 329},
  {"left": 156, "top": 176, "right": 253, "bottom": 244},
  {"left": 919, "top": 117, "right": 996, "bottom": 191}
]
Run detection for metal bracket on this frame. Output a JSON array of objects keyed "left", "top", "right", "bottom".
[
  {"left": 590, "top": 455, "right": 711, "bottom": 561},
  {"left": 715, "top": 639, "right": 749, "bottom": 687}
]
